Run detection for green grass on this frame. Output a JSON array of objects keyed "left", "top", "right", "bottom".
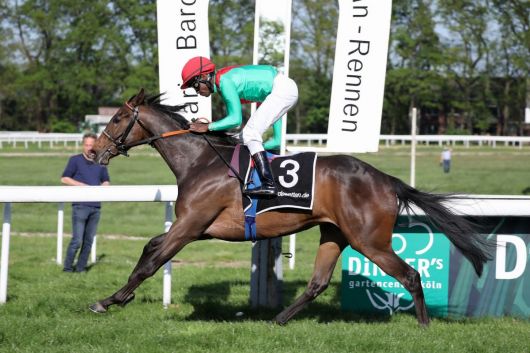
[
  {"left": 0, "top": 144, "right": 529, "bottom": 352},
  {"left": 0, "top": 232, "right": 528, "bottom": 353}
]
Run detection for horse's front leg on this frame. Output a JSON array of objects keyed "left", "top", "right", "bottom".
[{"left": 89, "top": 217, "right": 204, "bottom": 313}]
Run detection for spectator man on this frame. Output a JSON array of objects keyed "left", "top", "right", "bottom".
[
  {"left": 440, "top": 147, "right": 452, "bottom": 174},
  {"left": 61, "top": 132, "right": 110, "bottom": 272}
]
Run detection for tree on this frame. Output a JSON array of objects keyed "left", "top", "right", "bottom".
[
  {"left": 488, "top": 0, "right": 529, "bottom": 135},
  {"left": 289, "top": 0, "right": 338, "bottom": 133},
  {"left": 437, "top": 0, "right": 495, "bottom": 134},
  {"left": 383, "top": 0, "right": 444, "bottom": 134},
  {"left": 0, "top": 0, "right": 157, "bottom": 131}
]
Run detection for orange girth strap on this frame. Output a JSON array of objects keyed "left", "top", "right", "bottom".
[{"left": 161, "top": 130, "right": 191, "bottom": 138}]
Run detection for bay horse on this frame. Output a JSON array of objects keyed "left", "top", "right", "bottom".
[{"left": 89, "top": 88, "right": 491, "bottom": 326}]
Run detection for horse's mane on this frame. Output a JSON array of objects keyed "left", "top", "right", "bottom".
[{"left": 143, "top": 93, "right": 238, "bottom": 147}]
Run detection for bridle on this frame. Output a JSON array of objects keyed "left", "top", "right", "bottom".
[
  {"left": 101, "top": 101, "right": 190, "bottom": 157},
  {"left": 100, "top": 100, "right": 245, "bottom": 184}
]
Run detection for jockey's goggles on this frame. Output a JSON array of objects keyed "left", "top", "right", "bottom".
[{"left": 191, "top": 76, "right": 201, "bottom": 91}]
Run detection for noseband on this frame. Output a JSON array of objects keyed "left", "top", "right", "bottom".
[{"left": 101, "top": 102, "right": 190, "bottom": 157}]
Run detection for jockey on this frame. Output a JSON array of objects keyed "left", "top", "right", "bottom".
[{"left": 180, "top": 56, "right": 298, "bottom": 198}]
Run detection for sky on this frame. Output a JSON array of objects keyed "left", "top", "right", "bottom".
[{"left": 258, "top": 0, "right": 290, "bottom": 23}]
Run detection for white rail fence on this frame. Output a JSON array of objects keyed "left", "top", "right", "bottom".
[
  {"left": 2, "top": 186, "right": 530, "bottom": 307},
  {"left": 0, "top": 132, "right": 83, "bottom": 149},
  {"left": 0, "top": 185, "right": 178, "bottom": 306},
  {"left": 1, "top": 132, "right": 529, "bottom": 149},
  {"left": 287, "top": 134, "right": 530, "bottom": 149}
]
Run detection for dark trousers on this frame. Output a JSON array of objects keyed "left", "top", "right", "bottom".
[
  {"left": 64, "top": 205, "right": 101, "bottom": 272},
  {"left": 443, "top": 160, "right": 451, "bottom": 173}
]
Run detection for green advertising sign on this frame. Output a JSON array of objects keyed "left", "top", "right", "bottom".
[
  {"left": 341, "top": 219, "right": 450, "bottom": 317},
  {"left": 341, "top": 216, "right": 530, "bottom": 318}
]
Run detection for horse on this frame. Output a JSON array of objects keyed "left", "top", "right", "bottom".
[{"left": 88, "top": 88, "right": 491, "bottom": 326}]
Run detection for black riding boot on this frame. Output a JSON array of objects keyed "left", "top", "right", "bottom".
[{"left": 244, "top": 151, "right": 277, "bottom": 197}]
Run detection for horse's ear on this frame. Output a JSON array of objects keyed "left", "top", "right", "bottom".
[{"left": 129, "top": 88, "right": 145, "bottom": 106}]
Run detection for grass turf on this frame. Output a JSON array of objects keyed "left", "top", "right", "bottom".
[{"left": 0, "top": 143, "right": 529, "bottom": 352}]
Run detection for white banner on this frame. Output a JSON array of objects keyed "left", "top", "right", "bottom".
[
  {"left": 253, "top": 0, "right": 293, "bottom": 154},
  {"left": 156, "top": 0, "right": 211, "bottom": 121},
  {"left": 326, "top": 0, "right": 392, "bottom": 153}
]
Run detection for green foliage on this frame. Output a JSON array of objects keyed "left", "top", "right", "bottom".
[
  {"left": 49, "top": 117, "right": 78, "bottom": 133},
  {"left": 0, "top": 0, "right": 157, "bottom": 131},
  {"left": 0, "top": 1, "right": 527, "bottom": 135}
]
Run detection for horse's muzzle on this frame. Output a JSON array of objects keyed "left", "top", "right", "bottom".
[
  {"left": 93, "top": 148, "right": 112, "bottom": 165},
  {"left": 87, "top": 149, "right": 97, "bottom": 161}
]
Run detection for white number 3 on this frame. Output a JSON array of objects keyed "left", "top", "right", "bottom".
[{"left": 278, "top": 159, "right": 300, "bottom": 188}]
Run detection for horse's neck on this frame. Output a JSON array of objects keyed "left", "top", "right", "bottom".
[{"left": 142, "top": 111, "right": 212, "bottom": 183}]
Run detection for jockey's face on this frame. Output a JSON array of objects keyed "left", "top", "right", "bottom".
[
  {"left": 193, "top": 74, "right": 212, "bottom": 97},
  {"left": 197, "top": 82, "right": 211, "bottom": 97}
]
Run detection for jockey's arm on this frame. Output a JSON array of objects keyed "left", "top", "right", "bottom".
[{"left": 209, "top": 79, "right": 242, "bottom": 131}]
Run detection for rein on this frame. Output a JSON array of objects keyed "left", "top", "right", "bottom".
[
  {"left": 102, "top": 102, "right": 191, "bottom": 157},
  {"left": 102, "top": 102, "right": 245, "bottom": 184},
  {"left": 202, "top": 135, "right": 245, "bottom": 185}
]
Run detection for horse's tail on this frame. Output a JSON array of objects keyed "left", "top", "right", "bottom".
[{"left": 390, "top": 176, "right": 492, "bottom": 277}]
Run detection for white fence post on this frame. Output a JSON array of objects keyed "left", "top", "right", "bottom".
[
  {"left": 91, "top": 236, "right": 97, "bottom": 264},
  {"left": 289, "top": 234, "right": 296, "bottom": 270},
  {"left": 56, "top": 202, "right": 64, "bottom": 265},
  {"left": 163, "top": 201, "right": 173, "bottom": 308},
  {"left": 1, "top": 203, "right": 12, "bottom": 304},
  {"left": 410, "top": 108, "right": 417, "bottom": 187}
]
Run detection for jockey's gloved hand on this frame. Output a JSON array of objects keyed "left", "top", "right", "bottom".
[{"left": 189, "top": 118, "right": 210, "bottom": 134}]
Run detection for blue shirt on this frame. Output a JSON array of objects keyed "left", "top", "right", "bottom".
[{"left": 62, "top": 154, "right": 110, "bottom": 207}]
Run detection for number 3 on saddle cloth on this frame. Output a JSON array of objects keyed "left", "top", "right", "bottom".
[{"left": 228, "top": 144, "right": 317, "bottom": 241}]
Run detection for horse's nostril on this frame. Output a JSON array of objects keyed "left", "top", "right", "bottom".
[{"left": 88, "top": 149, "right": 97, "bottom": 160}]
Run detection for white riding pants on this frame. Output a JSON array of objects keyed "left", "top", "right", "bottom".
[{"left": 242, "top": 74, "right": 298, "bottom": 155}]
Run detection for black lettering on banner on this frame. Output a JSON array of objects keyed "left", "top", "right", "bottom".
[
  {"left": 345, "top": 74, "right": 361, "bottom": 101},
  {"left": 182, "top": 90, "right": 199, "bottom": 113},
  {"left": 345, "top": 74, "right": 361, "bottom": 86},
  {"left": 342, "top": 120, "right": 358, "bottom": 132},
  {"left": 181, "top": 19, "right": 196, "bottom": 31},
  {"left": 183, "top": 90, "right": 198, "bottom": 98},
  {"left": 188, "top": 103, "right": 199, "bottom": 114},
  {"left": 343, "top": 104, "right": 359, "bottom": 117},
  {"left": 176, "top": 35, "right": 197, "bottom": 49},
  {"left": 340, "top": 1, "right": 372, "bottom": 134},
  {"left": 345, "top": 89, "right": 360, "bottom": 101},
  {"left": 347, "top": 58, "right": 363, "bottom": 72},
  {"left": 177, "top": 0, "right": 197, "bottom": 49},
  {"left": 180, "top": 7, "right": 195, "bottom": 16},
  {"left": 348, "top": 40, "right": 370, "bottom": 56},
  {"left": 352, "top": 6, "right": 368, "bottom": 18}
]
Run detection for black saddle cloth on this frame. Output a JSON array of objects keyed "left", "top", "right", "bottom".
[{"left": 229, "top": 145, "right": 317, "bottom": 214}]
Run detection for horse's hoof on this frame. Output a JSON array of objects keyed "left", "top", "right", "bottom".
[
  {"left": 273, "top": 316, "right": 288, "bottom": 326},
  {"left": 89, "top": 302, "right": 107, "bottom": 314},
  {"left": 119, "top": 293, "right": 135, "bottom": 308}
]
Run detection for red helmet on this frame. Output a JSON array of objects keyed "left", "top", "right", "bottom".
[{"left": 181, "top": 56, "right": 215, "bottom": 89}]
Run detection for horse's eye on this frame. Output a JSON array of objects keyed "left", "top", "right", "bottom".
[{"left": 112, "top": 114, "right": 121, "bottom": 123}]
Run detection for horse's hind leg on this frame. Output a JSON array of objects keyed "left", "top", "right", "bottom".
[
  {"left": 362, "top": 245, "right": 429, "bottom": 326},
  {"left": 348, "top": 219, "right": 430, "bottom": 326},
  {"left": 274, "top": 224, "right": 347, "bottom": 325}
]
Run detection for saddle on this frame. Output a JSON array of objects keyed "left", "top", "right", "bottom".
[{"left": 229, "top": 145, "right": 317, "bottom": 240}]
